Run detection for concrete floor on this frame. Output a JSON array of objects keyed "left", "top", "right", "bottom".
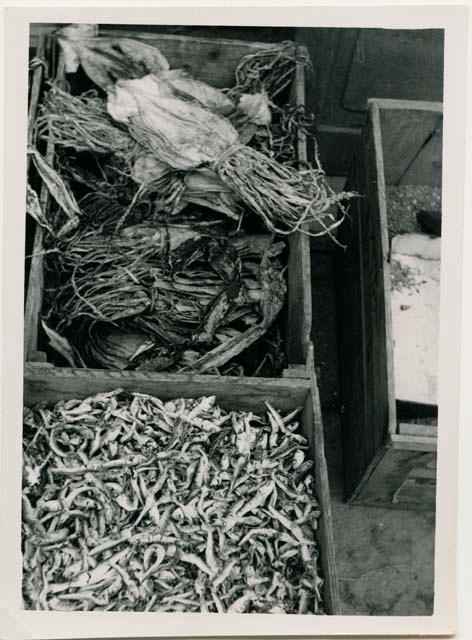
[{"left": 311, "top": 179, "right": 436, "bottom": 616}]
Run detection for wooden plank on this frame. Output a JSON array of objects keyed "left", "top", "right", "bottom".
[
  {"left": 286, "top": 46, "right": 312, "bottom": 364},
  {"left": 24, "top": 222, "right": 44, "bottom": 360},
  {"left": 25, "top": 36, "right": 46, "bottom": 312},
  {"left": 27, "top": 36, "right": 46, "bottom": 170},
  {"left": 399, "top": 422, "right": 438, "bottom": 438},
  {"left": 342, "top": 103, "right": 395, "bottom": 495},
  {"left": 294, "top": 45, "right": 309, "bottom": 164},
  {"left": 337, "top": 102, "right": 398, "bottom": 500},
  {"left": 375, "top": 103, "right": 443, "bottom": 185},
  {"left": 390, "top": 433, "right": 437, "bottom": 453},
  {"left": 316, "top": 28, "right": 366, "bottom": 127},
  {"left": 282, "top": 365, "right": 310, "bottom": 379},
  {"left": 369, "top": 102, "right": 397, "bottom": 437},
  {"left": 367, "top": 97, "right": 443, "bottom": 112},
  {"left": 400, "top": 118, "right": 443, "bottom": 187},
  {"left": 344, "top": 30, "right": 444, "bottom": 110},
  {"left": 392, "top": 480, "right": 437, "bottom": 507},
  {"left": 352, "top": 444, "right": 436, "bottom": 510},
  {"left": 99, "top": 28, "right": 273, "bottom": 88},
  {"left": 304, "top": 343, "right": 341, "bottom": 615},
  {"left": 24, "top": 53, "right": 65, "bottom": 360},
  {"left": 24, "top": 365, "right": 310, "bottom": 413},
  {"left": 338, "top": 98, "right": 443, "bottom": 504},
  {"left": 392, "top": 459, "right": 437, "bottom": 507}
]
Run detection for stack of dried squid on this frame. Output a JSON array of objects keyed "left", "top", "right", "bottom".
[
  {"left": 28, "top": 27, "right": 355, "bottom": 375},
  {"left": 23, "top": 390, "right": 324, "bottom": 613}
]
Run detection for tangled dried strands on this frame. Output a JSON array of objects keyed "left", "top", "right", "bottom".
[
  {"left": 102, "top": 73, "right": 356, "bottom": 237},
  {"left": 251, "top": 105, "right": 316, "bottom": 164},
  {"left": 42, "top": 228, "right": 158, "bottom": 330},
  {"left": 37, "top": 88, "right": 196, "bottom": 223},
  {"left": 36, "top": 86, "right": 138, "bottom": 159},
  {"left": 226, "top": 41, "right": 311, "bottom": 102},
  {"left": 48, "top": 266, "right": 152, "bottom": 330},
  {"left": 216, "top": 145, "right": 356, "bottom": 237},
  {"left": 43, "top": 227, "right": 262, "bottom": 355}
]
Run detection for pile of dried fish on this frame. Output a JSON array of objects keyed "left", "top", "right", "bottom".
[{"left": 23, "top": 390, "right": 324, "bottom": 613}]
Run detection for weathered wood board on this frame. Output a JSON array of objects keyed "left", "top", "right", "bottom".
[
  {"left": 336, "top": 98, "right": 442, "bottom": 509},
  {"left": 24, "top": 349, "right": 341, "bottom": 614}
]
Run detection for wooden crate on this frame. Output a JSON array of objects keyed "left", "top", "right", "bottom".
[
  {"left": 23, "top": 342, "right": 341, "bottom": 614},
  {"left": 24, "top": 28, "right": 313, "bottom": 378},
  {"left": 336, "top": 98, "right": 442, "bottom": 509},
  {"left": 26, "top": 35, "right": 52, "bottom": 306}
]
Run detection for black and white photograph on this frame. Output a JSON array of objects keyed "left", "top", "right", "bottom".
[{"left": 0, "top": 3, "right": 469, "bottom": 639}]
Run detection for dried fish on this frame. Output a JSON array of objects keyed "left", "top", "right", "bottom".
[{"left": 22, "top": 391, "right": 324, "bottom": 613}]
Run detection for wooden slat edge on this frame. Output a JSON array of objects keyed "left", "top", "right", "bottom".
[
  {"left": 24, "top": 35, "right": 46, "bottom": 355},
  {"left": 23, "top": 363, "right": 311, "bottom": 389},
  {"left": 399, "top": 422, "right": 437, "bottom": 438},
  {"left": 346, "top": 443, "right": 391, "bottom": 505},
  {"left": 367, "top": 97, "right": 443, "bottom": 113},
  {"left": 27, "top": 36, "right": 46, "bottom": 171},
  {"left": 24, "top": 366, "right": 311, "bottom": 415},
  {"left": 296, "top": 44, "right": 313, "bottom": 360},
  {"left": 99, "top": 28, "right": 278, "bottom": 51},
  {"left": 390, "top": 433, "right": 437, "bottom": 453},
  {"left": 285, "top": 47, "right": 312, "bottom": 364},
  {"left": 307, "top": 343, "right": 341, "bottom": 615},
  {"left": 24, "top": 50, "right": 64, "bottom": 361},
  {"left": 24, "top": 222, "right": 44, "bottom": 360},
  {"left": 369, "top": 102, "right": 397, "bottom": 437}
]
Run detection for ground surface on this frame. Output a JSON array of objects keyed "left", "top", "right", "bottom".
[{"left": 311, "top": 178, "right": 436, "bottom": 616}]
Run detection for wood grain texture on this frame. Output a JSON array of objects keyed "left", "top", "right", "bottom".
[
  {"left": 377, "top": 104, "right": 443, "bottom": 186},
  {"left": 314, "top": 28, "right": 366, "bottom": 128},
  {"left": 25, "top": 36, "right": 47, "bottom": 314},
  {"left": 336, "top": 99, "right": 442, "bottom": 504},
  {"left": 400, "top": 118, "right": 443, "bottom": 187},
  {"left": 336, "top": 105, "right": 396, "bottom": 500},
  {"left": 367, "top": 98, "right": 443, "bottom": 112},
  {"left": 99, "top": 28, "right": 274, "bottom": 88},
  {"left": 349, "top": 443, "right": 436, "bottom": 510},
  {"left": 27, "top": 36, "right": 46, "bottom": 167},
  {"left": 286, "top": 47, "right": 313, "bottom": 365},
  {"left": 24, "top": 364, "right": 310, "bottom": 412},
  {"left": 390, "top": 433, "right": 437, "bottom": 453},
  {"left": 299, "top": 28, "right": 339, "bottom": 122},
  {"left": 392, "top": 461, "right": 437, "bottom": 508},
  {"left": 369, "top": 102, "right": 398, "bottom": 439},
  {"left": 304, "top": 343, "right": 341, "bottom": 614},
  {"left": 24, "top": 53, "right": 65, "bottom": 361},
  {"left": 344, "top": 30, "right": 444, "bottom": 111},
  {"left": 399, "top": 422, "right": 438, "bottom": 438}
]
